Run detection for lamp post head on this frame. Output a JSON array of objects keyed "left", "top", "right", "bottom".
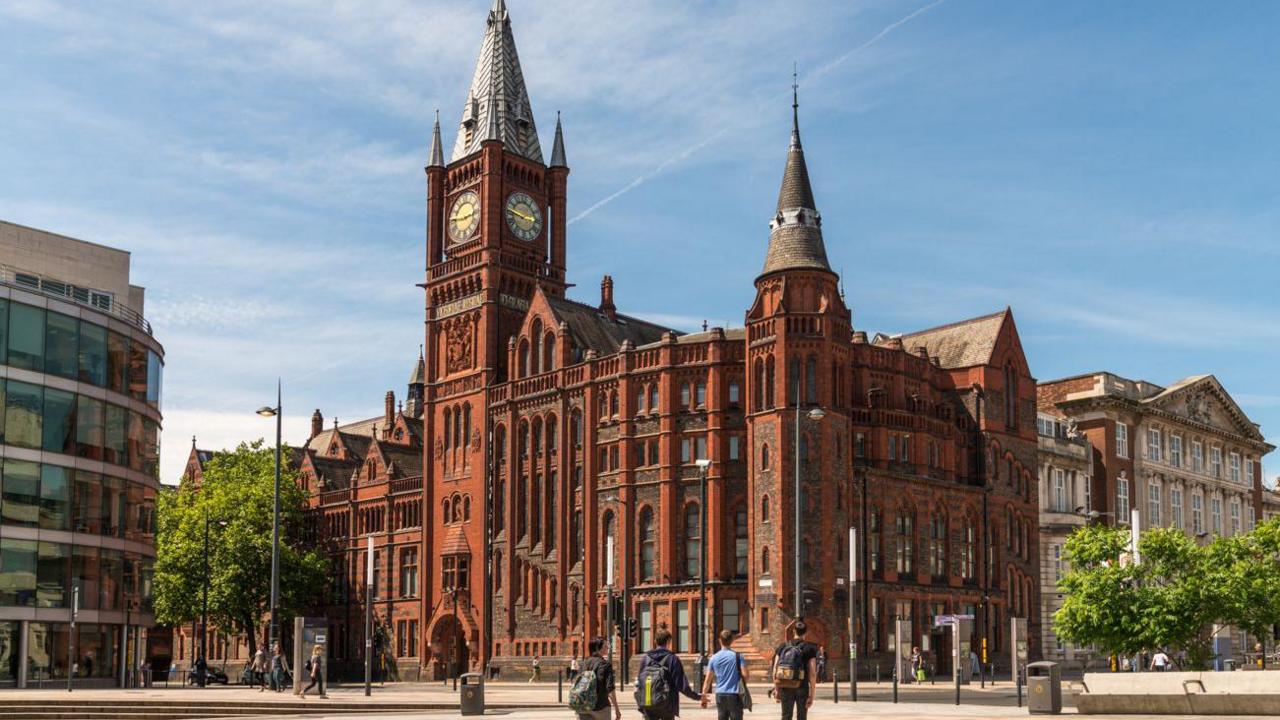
[
  {"left": 807, "top": 408, "right": 826, "bottom": 421},
  {"left": 256, "top": 407, "right": 278, "bottom": 418},
  {"left": 695, "top": 459, "right": 712, "bottom": 470}
]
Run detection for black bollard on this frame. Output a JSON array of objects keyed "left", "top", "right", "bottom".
[
  {"left": 955, "top": 662, "right": 960, "bottom": 706},
  {"left": 834, "top": 674, "right": 839, "bottom": 704},
  {"left": 558, "top": 669, "right": 563, "bottom": 704},
  {"left": 892, "top": 662, "right": 898, "bottom": 704}
]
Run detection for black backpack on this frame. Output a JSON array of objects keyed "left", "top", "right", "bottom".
[
  {"left": 773, "top": 642, "right": 806, "bottom": 688},
  {"left": 635, "top": 657, "right": 672, "bottom": 711}
]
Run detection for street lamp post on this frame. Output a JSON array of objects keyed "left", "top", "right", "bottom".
[
  {"left": 793, "top": 380, "right": 826, "bottom": 621},
  {"left": 695, "top": 458, "right": 711, "bottom": 686},
  {"left": 971, "top": 384, "right": 987, "bottom": 687},
  {"left": 448, "top": 585, "right": 461, "bottom": 689},
  {"left": 364, "top": 535, "right": 374, "bottom": 697},
  {"left": 255, "top": 381, "right": 283, "bottom": 653}
]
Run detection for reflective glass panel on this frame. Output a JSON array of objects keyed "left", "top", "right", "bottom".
[
  {"left": 27, "top": 622, "right": 70, "bottom": 680},
  {"left": 0, "top": 538, "right": 37, "bottom": 606},
  {"left": 3, "top": 380, "right": 42, "bottom": 449},
  {"left": 37, "top": 541, "right": 69, "bottom": 608},
  {"left": 106, "top": 332, "right": 127, "bottom": 394},
  {"left": 6, "top": 303, "right": 44, "bottom": 371},
  {"left": 41, "top": 387, "right": 76, "bottom": 454},
  {"left": 0, "top": 298, "right": 7, "bottom": 365},
  {"left": 75, "top": 395, "right": 103, "bottom": 461},
  {"left": 44, "top": 311, "right": 78, "bottom": 379},
  {"left": 73, "top": 471, "right": 102, "bottom": 535},
  {"left": 39, "top": 465, "right": 71, "bottom": 532},
  {"left": 1, "top": 459, "right": 40, "bottom": 528},
  {"left": 127, "top": 340, "right": 146, "bottom": 401},
  {"left": 73, "top": 546, "right": 100, "bottom": 611},
  {"left": 78, "top": 320, "right": 107, "bottom": 386},
  {"left": 0, "top": 621, "right": 17, "bottom": 681},
  {"left": 146, "top": 350, "right": 162, "bottom": 407},
  {"left": 104, "top": 404, "right": 127, "bottom": 466}
]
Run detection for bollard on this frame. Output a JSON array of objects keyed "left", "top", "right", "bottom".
[
  {"left": 875, "top": 664, "right": 880, "bottom": 685},
  {"left": 834, "top": 674, "right": 839, "bottom": 704},
  {"left": 955, "top": 660, "right": 961, "bottom": 706},
  {"left": 557, "top": 669, "right": 563, "bottom": 704},
  {"left": 892, "top": 662, "right": 898, "bottom": 704}
]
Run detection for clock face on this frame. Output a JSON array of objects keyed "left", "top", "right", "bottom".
[
  {"left": 448, "top": 191, "right": 480, "bottom": 243},
  {"left": 505, "top": 192, "right": 543, "bottom": 242}
]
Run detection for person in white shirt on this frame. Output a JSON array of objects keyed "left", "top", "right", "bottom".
[{"left": 1150, "top": 650, "right": 1172, "bottom": 672}]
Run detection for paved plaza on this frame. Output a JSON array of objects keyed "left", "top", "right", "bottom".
[{"left": 0, "top": 680, "right": 1266, "bottom": 720}]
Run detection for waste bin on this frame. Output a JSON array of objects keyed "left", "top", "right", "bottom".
[
  {"left": 1223, "top": 659, "right": 1238, "bottom": 671},
  {"left": 460, "top": 673, "right": 485, "bottom": 716},
  {"left": 1025, "top": 661, "right": 1062, "bottom": 715}
]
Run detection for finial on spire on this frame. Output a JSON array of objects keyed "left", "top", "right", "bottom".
[
  {"left": 192, "top": 435, "right": 197, "bottom": 448},
  {"left": 428, "top": 110, "right": 444, "bottom": 168},
  {"left": 790, "top": 63, "right": 802, "bottom": 151},
  {"left": 550, "top": 111, "right": 568, "bottom": 168}
]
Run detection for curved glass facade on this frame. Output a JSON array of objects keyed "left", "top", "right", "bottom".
[{"left": 0, "top": 292, "right": 161, "bottom": 687}]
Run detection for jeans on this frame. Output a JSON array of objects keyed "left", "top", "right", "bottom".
[
  {"left": 779, "top": 686, "right": 809, "bottom": 720},
  {"left": 715, "top": 693, "right": 744, "bottom": 720}
]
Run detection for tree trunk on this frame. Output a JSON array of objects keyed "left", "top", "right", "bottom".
[{"left": 245, "top": 618, "right": 257, "bottom": 657}]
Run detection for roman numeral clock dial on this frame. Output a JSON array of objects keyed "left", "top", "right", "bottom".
[
  {"left": 505, "top": 192, "right": 543, "bottom": 242},
  {"left": 448, "top": 191, "right": 480, "bottom": 244}
]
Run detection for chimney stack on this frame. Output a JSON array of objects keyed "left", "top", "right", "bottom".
[
  {"left": 600, "top": 275, "right": 616, "bottom": 320},
  {"left": 310, "top": 409, "right": 323, "bottom": 440},
  {"left": 385, "top": 391, "right": 396, "bottom": 434}
]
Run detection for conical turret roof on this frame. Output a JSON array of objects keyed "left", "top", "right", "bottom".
[
  {"left": 760, "top": 84, "right": 831, "bottom": 277},
  {"left": 451, "top": 0, "right": 543, "bottom": 163}
]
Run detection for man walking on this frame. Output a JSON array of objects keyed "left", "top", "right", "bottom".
[
  {"left": 771, "top": 621, "right": 818, "bottom": 720},
  {"left": 635, "top": 629, "right": 702, "bottom": 719},
  {"left": 571, "top": 638, "right": 621, "bottom": 720},
  {"left": 701, "top": 630, "right": 749, "bottom": 720},
  {"left": 531, "top": 654, "right": 542, "bottom": 683}
]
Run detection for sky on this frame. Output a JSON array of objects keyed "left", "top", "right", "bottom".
[{"left": 1, "top": 0, "right": 1277, "bottom": 486}]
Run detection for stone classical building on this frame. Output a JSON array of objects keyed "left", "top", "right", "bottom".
[
  {"left": 1038, "top": 372, "right": 1274, "bottom": 658},
  {"left": 1034, "top": 413, "right": 1093, "bottom": 666},
  {"left": 0, "top": 221, "right": 162, "bottom": 687}
]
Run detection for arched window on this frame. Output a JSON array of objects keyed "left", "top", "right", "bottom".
[
  {"left": 463, "top": 495, "right": 471, "bottom": 521},
  {"left": 494, "top": 478, "right": 505, "bottom": 532},
  {"left": 805, "top": 355, "right": 818, "bottom": 404},
  {"left": 695, "top": 381, "right": 707, "bottom": 408},
  {"left": 462, "top": 403, "right": 471, "bottom": 448},
  {"left": 868, "top": 507, "right": 882, "bottom": 573},
  {"left": 494, "top": 424, "right": 507, "bottom": 466},
  {"left": 609, "top": 390, "right": 619, "bottom": 417},
  {"left": 530, "top": 474, "right": 542, "bottom": 540},
  {"left": 636, "top": 387, "right": 646, "bottom": 416},
  {"left": 518, "top": 338, "right": 531, "bottom": 378},
  {"left": 649, "top": 384, "right": 660, "bottom": 413},
  {"left": 638, "top": 507, "right": 656, "bottom": 581},
  {"left": 761, "top": 546, "right": 771, "bottom": 573},
  {"left": 571, "top": 510, "right": 583, "bottom": 566},
  {"left": 735, "top": 508, "right": 749, "bottom": 578},
  {"left": 961, "top": 518, "right": 976, "bottom": 580},
  {"left": 760, "top": 606, "right": 769, "bottom": 632},
  {"left": 788, "top": 359, "right": 800, "bottom": 405},
  {"left": 895, "top": 508, "right": 915, "bottom": 575},
  {"left": 531, "top": 319, "right": 543, "bottom": 374},
  {"left": 451, "top": 494, "right": 462, "bottom": 523},
  {"left": 545, "top": 414, "right": 557, "bottom": 453},
  {"left": 684, "top": 504, "right": 702, "bottom": 580},
  {"left": 680, "top": 383, "right": 691, "bottom": 410},
  {"left": 761, "top": 494, "right": 771, "bottom": 523},
  {"left": 444, "top": 409, "right": 453, "bottom": 450},
  {"left": 929, "top": 514, "right": 947, "bottom": 577},
  {"left": 543, "top": 331, "right": 556, "bottom": 372},
  {"left": 453, "top": 406, "right": 463, "bottom": 450},
  {"left": 761, "top": 444, "right": 771, "bottom": 471},
  {"left": 754, "top": 360, "right": 765, "bottom": 410},
  {"left": 602, "top": 511, "right": 616, "bottom": 584},
  {"left": 765, "top": 357, "right": 776, "bottom": 408}
]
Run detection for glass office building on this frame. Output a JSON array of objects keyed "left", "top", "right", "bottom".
[{"left": 0, "top": 221, "right": 161, "bottom": 687}]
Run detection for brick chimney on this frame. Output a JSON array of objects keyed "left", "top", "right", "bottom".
[
  {"left": 600, "top": 275, "right": 616, "bottom": 320},
  {"left": 310, "top": 409, "right": 323, "bottom": 440},
  {"left": 385, "top": 391, "right": 395, "bottom": 434}
]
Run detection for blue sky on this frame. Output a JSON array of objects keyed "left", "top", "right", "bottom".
[{"left": 1, "top": 0, "right": 1276, "bottom": 485}]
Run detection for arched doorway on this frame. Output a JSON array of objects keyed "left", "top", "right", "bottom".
[{"left": 431, "top": 615, "right": 470, "bottom": 681}]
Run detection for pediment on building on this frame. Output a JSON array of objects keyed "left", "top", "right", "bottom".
[{"left": 1142, "top": 375, "right": 1265, "bottom": 442}]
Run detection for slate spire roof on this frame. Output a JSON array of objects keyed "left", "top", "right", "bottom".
[
  {"left": 428, "top": 110, "right": 444, "bottom": 168},
  {"left": 549, "top": 112, "right": 567, "bottom": 168},
  {"left": 760, "top": 79, "right": 831, "bottom": 277},
  {"left": 451, "top": 0, "right": 543, "bottom": 163}
]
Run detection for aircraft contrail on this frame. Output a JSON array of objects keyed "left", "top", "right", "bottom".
[{"left": 568, "top": 0, "right": 947, "bottom": 226}]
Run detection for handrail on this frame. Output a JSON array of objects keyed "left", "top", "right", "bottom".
[{"left": 0, "top": 264, "right": 153, "bottom": 335}]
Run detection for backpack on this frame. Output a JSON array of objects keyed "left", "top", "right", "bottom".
[
  {"left": 304, "top": 658, "right": 313, "bottom": 673},
  {"left": 568, "top": 667, "right": 599, "bottom": 713},
  {"left": 773, "top": 642, "right": 806, "bottom": 689},
  {"left": 634, "top": 658, "right": 672, "bottom": 711}
]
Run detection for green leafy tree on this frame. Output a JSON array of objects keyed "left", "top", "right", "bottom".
[
  {"left": 1210, "top": 517, "right": 1280, "bottom": 648},
  {"left": 1055, "top": 524, "right": 1222, "bottom": 668},
  {"left": 154, "top": 440, "right": 327, "bottom": 657}
]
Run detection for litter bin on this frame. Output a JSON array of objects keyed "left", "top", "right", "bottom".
[
  {"left": 1223, "top": 659, "right": 1238, "bottom": 671},
  {"left": 460, "top": 673, "right": 485, "bottom": 716},
  {"left": 1025, "top": 661, "right": 1062, "bottom": 715}
]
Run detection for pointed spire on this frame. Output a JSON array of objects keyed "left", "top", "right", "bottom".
[
  {"left": 451, "top": 0, "right": 543, "bottom": 163},
  {"left": 428, "top": 110, "right": 444, "bottom": 168},
  {"left": 549, "top": 111, "right": 567, "bottom": 168},
  {"left": 760, "top": 72, "right": 831, "bottom": 278}
]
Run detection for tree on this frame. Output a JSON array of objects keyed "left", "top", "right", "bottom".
[
  {"left": 154, "top": 440, "right": 327, "bottom": 657},
  {"left": 1054, "top": 524, "right": 1222, "bottom": 668},
  {"left": 1211, "top": 517, "right": 1280, "bottom": 649}
]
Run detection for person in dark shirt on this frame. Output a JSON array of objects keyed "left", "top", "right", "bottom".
[
  {"left": 635, "top": 629, "right": 701, "bottom": 719},
  {"left": 771, "top": 621, "right": 819, "bottom": 720},
  {"left": 577, "top": 637, "right": 621, "bottom": 720}
]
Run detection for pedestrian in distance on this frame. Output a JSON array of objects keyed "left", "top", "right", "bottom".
[
  {"left": 569, "top": 637, "right": 621, "bottom": 720},
  {"left": 569, "top": 654, "right": 580, "bottom": 681},
  {"left": 531, "top": 654, "right": 542, "bottom": 683},
  {"left": 910, "top": 646, "right": 925, "bottom": 683},
  {"left": 251, "top": 646, "right": 269, "bottom": 692},
  {"left": 816, "top": 646, "right": 827, "bottom": 683},
  {"left": 270, "top": 643, "right": 290, "bottom": 692},
  {"left": 1151, "top": 649, "right": 1171, "bottom": 672},
  {"left": 701, "top": 629, "right": 751, "bottom": 720},
  {"left": 635, "top": 628, "right": 702, "bottom": 720},
  {"left": 771, "top": 620, "right": 819, "bottom": 720},
  {"left": 301, "top": 645, "right": 325, "bottom": 698}
]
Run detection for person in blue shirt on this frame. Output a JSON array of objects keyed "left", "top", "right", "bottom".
[{"left": 701, "top": 629, "right": 750, "bottom": 720}]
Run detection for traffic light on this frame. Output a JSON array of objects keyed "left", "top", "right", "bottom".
[{"left": 626, "top": 617, "right": 638, "bottom": 639}]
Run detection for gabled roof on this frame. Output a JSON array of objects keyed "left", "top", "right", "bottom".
[
  {"left": 450, "top": 0, "right": 543, "bottom": 163},
  {"left": 379, "top": 443, "right": 424, "bottom": 480},
  {"left": 897, "top": 308, "right": 1010, "bottom": 369},
  {"left": 1140, "top": 374, "right": 1271, "bottom": 445},
  {"left": 545, "top": 295, "right": 675, "bottom": 356}
]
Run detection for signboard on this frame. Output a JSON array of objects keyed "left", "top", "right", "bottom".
[
  {"left": 1011, "top": 617, "right": 1028, "bottom": 684},
  {"left": 933, "top": 614, "right": 975, "bottom": 627},
  {"left": 894, "top": 618, "right": 908, "bottom": 685},
  {"left": 952, "top": 618, "right": 973, "bottom": 686}
]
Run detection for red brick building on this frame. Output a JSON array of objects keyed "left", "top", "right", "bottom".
[{"left": 282, "top": 0, "right": 1042, "bottom": 681}]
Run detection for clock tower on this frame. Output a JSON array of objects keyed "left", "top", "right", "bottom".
[{"left": 422, "top": 0, "right": 568, "bottom": 675}]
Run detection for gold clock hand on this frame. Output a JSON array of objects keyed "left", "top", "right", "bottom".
[{"left": 511, "top": 209, "right": 535, "bottom": 223}]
